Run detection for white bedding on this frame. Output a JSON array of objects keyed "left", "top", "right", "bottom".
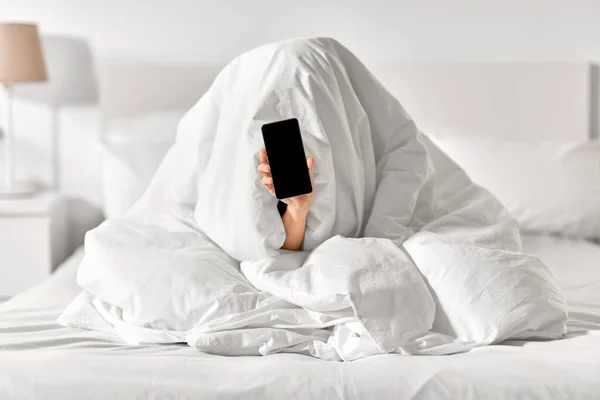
[
  {"left": 425, "top": 132, "right": 600, "bottom": 239},
  {"left": 1, "top": 235, "right": 599, "bottom": 399},
  {"left": 60, "top": 38, "right": 566, "bottom": 360}
]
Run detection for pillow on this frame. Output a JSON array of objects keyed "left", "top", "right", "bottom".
[
  {"left": 424, "top": 131, "right": 600, "bottom": 238},
  {"left": 99, "top": 111, "right": 185, "bottom": 219}
]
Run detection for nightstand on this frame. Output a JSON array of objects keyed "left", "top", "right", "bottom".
[{"left": 0, "top": 192, "right": 69, "bottom": 298}]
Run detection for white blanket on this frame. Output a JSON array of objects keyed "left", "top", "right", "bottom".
[{"left": 60, "top": 37, "right": 567, "bottom": 361}]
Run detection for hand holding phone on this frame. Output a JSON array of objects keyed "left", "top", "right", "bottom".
[
  {"left": 258, "top": 147, "right": 314, "bottom": 216},
  {"left": 260, "top": 118, "right": 315, "bottom": 213}
]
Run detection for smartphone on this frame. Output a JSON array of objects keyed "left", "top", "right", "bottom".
[{"left": 261, "top": 118, "right": 312, "bottom": 200}]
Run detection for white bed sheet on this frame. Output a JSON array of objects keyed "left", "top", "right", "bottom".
[{"left": 1, "top": 236, "right": 599, "bottom": 399}]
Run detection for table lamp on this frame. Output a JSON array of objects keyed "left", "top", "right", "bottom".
[
  {"left": 0, "top": 23, "right": 48, "bottom": 197},
  {"left": 14, "top": 34, "right": 99, "bottom": 191}
]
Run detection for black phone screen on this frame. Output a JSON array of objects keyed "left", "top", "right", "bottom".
[{"left": 261, "top": 118, "right": 312, "bottom": 200}]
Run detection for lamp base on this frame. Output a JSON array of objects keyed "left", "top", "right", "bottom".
[{"left": 0, "top": 182, "right": 37, "bottom": 199}]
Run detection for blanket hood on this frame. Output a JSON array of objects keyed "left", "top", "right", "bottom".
[{"left": 128, "top": 37, "right": 431, "bottom": 261}]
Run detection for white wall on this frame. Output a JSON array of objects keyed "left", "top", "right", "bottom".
[
  {"left": 2, "top": 0, "right": 600, "bottom": 246},
  {"left": 4, "top": 0, "right": 600, "bottom": 63}
]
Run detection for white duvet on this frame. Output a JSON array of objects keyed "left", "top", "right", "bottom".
[{"left": 60, "top": 37, "right": 567, "bottom": 361}]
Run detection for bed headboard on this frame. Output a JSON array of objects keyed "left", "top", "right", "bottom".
[
  {"left": 368, "top": 63, "right": 599, "bottom": 141},
  {"left": 99, "top": 62, "right": 599, "bottom": 142}
]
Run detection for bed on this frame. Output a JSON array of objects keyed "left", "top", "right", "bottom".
[
  {"left": 1, "top": 235, "right": 599, "bottom": 398},
  {"left": 1, "top": 61, "right": 599, "bottom": 399}
]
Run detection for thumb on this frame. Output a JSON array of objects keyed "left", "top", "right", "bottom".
[
  {"left": 307, "top": 157, "right": 315, "bottom": 192},
  {"left": 307, "top": 157, "right": 314, "bottom": 174}
]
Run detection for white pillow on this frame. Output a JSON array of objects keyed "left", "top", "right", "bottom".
[
  {"left": 425, "top": 132, "right": 600, "bottom": 238},
  {"left": 100, "top": 111, "right": 185, "bottom": 219}
]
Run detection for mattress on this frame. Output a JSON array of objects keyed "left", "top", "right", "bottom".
[{"left": 1, "top": 235, "right": 599, "bottom": 399}]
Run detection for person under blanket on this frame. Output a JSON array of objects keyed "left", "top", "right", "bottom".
[
  {"left": 60, "top": 37, "right": 567, "bottom": 361},
  {"left": 257, "top": 147, "right": 315, "bottom": 251}
]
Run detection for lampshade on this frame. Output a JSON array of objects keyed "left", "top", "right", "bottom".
[
  {"left": 14, "top": 35, "right": 98, "bottom": 106},
  {"left": 0, "top": 23, "right": 47, "bottom": 84}
]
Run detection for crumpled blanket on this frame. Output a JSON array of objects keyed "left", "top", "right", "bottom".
[{"left": 59, "top": 37, "right": 567, "bottom": 361}]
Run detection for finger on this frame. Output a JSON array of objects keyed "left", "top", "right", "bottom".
[
  {"left": 265, "top": 183, "right": 275, "bottom": 196},
  {"left": 257, "top": 163, "right": 271, "bottom": 177},
  {"left": 307, "top": 156, "right": 315, "bottom": 179},
  {"left": 306, "top": 157, "right": 315, "bottom": 193},
  {"left": 262, "top": 177, "right": 275, "bottom": 196},
  {"left": 307, "top": 156, "right": 314, "bottom": 172},
  {"left": 262, "top": 176, "right": 273, "bottom": 186},
  {"left": 259, "top": 148, "right": 269, "bottom": 165}
]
